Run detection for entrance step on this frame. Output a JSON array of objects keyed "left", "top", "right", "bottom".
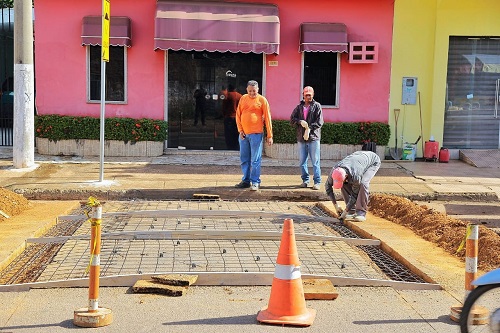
[{"left": 460, "top": 149, "right": 500, "bottom": 168}]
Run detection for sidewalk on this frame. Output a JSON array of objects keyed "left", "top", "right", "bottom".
[{"left": 1, "top": 147, "right": 499, "bottom": 201}]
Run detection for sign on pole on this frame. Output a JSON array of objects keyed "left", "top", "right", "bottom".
[{"left": 102, "top": 0, "right": 110, "bottom": 62}]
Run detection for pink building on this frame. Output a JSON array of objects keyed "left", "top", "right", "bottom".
[{"left": 34, "top": 0, "right": 393, "bottom": 150}]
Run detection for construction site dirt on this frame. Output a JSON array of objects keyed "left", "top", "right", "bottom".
[
  {"left": 1, "top": 188, "right": 499, "bottom": 277},
  {"left": 1, "top": 187, "right": 500, "bottom": 332}
]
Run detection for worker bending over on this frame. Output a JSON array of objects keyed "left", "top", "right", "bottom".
[{"left": 325, "top": 151, "right": 381, "bottom": 222}]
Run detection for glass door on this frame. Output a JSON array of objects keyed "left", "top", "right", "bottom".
[{"left": 167, "top": 50, "right": 262, "bottom": 150}]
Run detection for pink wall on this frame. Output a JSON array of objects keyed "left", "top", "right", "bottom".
[
  {"left": 35, "top": 0, "right": 165, "bottom": 119},
  {"left": 34, "top": 0, "right": 393, "bottom": 123},
  {"left": 265, "top": 0, "right": 394, "bottom": 123}
]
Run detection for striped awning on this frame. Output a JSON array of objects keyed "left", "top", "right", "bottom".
[
  {"left": 81, "top": 16, "right": 131, "bottom": 47},
  {"left": 154, "top": 1, "right": 280, "bottom": 54},
  {"left": 299, "top": 23, "right": 348, "bottom": 52}
]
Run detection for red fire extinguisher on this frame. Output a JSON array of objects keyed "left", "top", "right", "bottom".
[{"left": 439, "top": 147, "right": 450, "bottom": 163}]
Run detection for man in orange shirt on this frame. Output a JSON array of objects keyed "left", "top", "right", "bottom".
[
  {"left": 235, "top": 80, "right": 273, "bottom": 191},
  {"left": 222, "top": 84, "right": 242, "bottom": 150}
]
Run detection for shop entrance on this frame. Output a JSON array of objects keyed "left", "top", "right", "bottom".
[
  {"left": 167, "top": 50, "right": 263, "bottom": 150},
  {"left": 444, "top": 36, "right": 500, "bottom": 149}
]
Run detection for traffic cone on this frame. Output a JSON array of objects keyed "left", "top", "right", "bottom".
[{"left": 257, "top": 218, "right": 316, "bottom": 326}]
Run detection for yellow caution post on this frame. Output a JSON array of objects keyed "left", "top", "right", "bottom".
[{"left": 74, "top": 197, "right": 113, "bottom": 328}]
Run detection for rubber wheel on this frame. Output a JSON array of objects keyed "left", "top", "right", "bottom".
[{"left": 459, "top": 284, "right": 500, "bottom": 333}]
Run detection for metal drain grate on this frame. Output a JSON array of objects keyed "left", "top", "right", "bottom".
[
  {"left": 0, "top": 213, "right": 86, "bottom": 284},
  {"left": 305, "top": 205, "right": 427, "bottom": 283}
]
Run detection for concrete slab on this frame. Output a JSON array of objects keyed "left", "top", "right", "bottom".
[{"left": 303, "top": 278, "right": 338, "bottom": 300}]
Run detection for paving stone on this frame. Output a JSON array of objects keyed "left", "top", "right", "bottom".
[
  {"left": 132, "top": 279, "right": 186, "bottom": 296},
  {"left": 152, "top": 274, "right": 198, "bottom": 286},
  {"left": 303, "top": 278, "right": 339, "bottom": 300}
]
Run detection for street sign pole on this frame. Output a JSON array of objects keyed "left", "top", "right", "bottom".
[{"left": 99, "top": 0, "right": 110, "bottom": 182}]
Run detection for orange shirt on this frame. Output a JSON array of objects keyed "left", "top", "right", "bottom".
[
  {"left": 236, "top": 94, "right": 273, "bottom": 138},
  {"left": 222, "top": 91, "right": 242, "bottom": 118}
]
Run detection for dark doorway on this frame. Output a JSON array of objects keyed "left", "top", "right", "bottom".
[
  {"left": 167, "top": 50, "right": 263, "bottom": 150},
  {"left": 0, "top": 6, "right": 14, "bottom": 146}
]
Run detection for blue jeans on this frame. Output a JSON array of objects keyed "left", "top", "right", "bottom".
[
  {"left": 239, "top": 133, "right": 264, "bottom": 184},
  {"left": 298, "top": 140, "right": 321, "bottom": 185}
]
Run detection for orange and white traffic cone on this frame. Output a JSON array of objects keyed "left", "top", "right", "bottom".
[{"left": 257, "top": 218, "right": 316, "bottom": 326}]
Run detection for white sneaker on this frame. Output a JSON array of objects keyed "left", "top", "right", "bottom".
[
  {"left": 250, "top": 183, "right": 260, "bottom": 191},
  {"left": 354, "top": 215, "right": 366, "bottom": 222},
  {"left": 345, "top": 213, "right": 356, "bottom": 220},
  {"left": 312, "top": 183, "right": 321, "bottom": 190}
]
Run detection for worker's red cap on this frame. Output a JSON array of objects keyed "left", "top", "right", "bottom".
[{"left": 332, "top": 168, "right": 347, "bottom": 189}]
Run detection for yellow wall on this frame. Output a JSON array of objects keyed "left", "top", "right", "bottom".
[{"left": 391, "top": 0, "right": 500, "bottom": 156}]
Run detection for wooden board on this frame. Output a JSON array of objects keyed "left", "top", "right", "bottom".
[
  {"left": 303, "top": 278, "right": 338, "bottom": 300},
  {"left": 132, "top": 280, "right": 186, "bottom": 296},
  {"left": 59, "top": 209, "right": 337, "bottom": 224},
  {"left": 27, "top": 230, "right": 380, "bottom": 246},
  {"left": 0, "top": 272, "right": 441, "bottom": 292},
  {"left": 152, "top": 274, "right": 198, "bottom": 286}
]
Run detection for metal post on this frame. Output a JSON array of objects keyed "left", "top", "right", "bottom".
[
  {"left": 13, "top": 0, "right": 34, "bottom": 168},
  {"left": 450, "top": 224, "right": 487, "bottom": 323},
  {"left": 464, "top": 224, "right": 479, "bottom": 300},
  {"left": 99, "top": 60, "right": 106, "bottom": 182},
  {"left": 88, "top": 205, "right": 102, "bottom": 311},
  {"left": 74, "top": 197, "right": 112, "bottom": 327}
]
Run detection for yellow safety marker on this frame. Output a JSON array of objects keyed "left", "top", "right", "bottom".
[
  {"left": 450, "top": 224, "right": 488, "bottom": 323},
  {"left": 74, "top": 197, "right": 113, "bottom": 328}
]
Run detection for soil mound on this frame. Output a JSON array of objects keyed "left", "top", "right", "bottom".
[
  {"left": 0, "top": 188, "right": 32, "bottom": 220},
  {"left": 369, "top": 193, "right": 500, "bottom": 271}
]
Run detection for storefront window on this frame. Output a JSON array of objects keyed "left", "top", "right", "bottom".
[
  {"left": 303, "top": 52, "right": 340, "bottom": 107},
  {"left": 444, "top": 36, "right": 500, "bottom": 149},
  {"left": 88, "top": 45, "right": 126, "bottom": 103}
]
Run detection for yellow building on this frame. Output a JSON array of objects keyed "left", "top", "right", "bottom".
[{"left": 391, "top": 0, "right": 500, "bottom": 158}]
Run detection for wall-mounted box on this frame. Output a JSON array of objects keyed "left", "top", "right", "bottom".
[
  {"left": 348, "top": 42, "right": 379, "bottom": 64},
  {"left": 402, "top": 77, "right": 418, "bottom": 105}
]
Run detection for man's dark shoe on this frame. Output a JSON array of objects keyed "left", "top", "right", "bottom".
[{"left": 235, "top": 181, "right": 251, "bottom": 188}]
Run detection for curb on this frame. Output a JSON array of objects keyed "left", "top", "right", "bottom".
[{"left": 10, "top": 188, "right": 499, "bottom": 202}]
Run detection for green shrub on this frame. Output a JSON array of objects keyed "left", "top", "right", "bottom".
[
  {"left": 272, "top": 120, "right": 390, "bottom": 145},
  {"left": 34, "top": 115, "right": 388, "bottom": 146},
  {"left": 35, "top": 115, "right": 167, "bottom": 143}
]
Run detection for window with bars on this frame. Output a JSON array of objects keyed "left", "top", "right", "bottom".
[
  {"left": 303, "top": 52, "right": 340, "bottom": 107},
  {"left": 88, "top": 45, "right": 126, "bottom": 103}
]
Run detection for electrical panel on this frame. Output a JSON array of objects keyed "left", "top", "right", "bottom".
[{"left": 402, "top": 77, "right": 418, "bottom": 105}]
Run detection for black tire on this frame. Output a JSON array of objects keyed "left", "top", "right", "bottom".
[{"left": 459, "top": 284, "right": 500, "bottom": 333}]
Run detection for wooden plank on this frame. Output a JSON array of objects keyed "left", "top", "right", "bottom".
[
  {"left": 0, "top": 272, "right": 441, "bottom": 292},
  {"left": 192, "top": 194, "right": 220, "bottom": 200},
  {"left": 303, "top": 278, "right": 339, "bottom": 300},
  {"left": 58, "top": 209, "right": 337, "bottom": 224},
  {"left": 132, "top": 280, "right": 186, "bottom": 296},
  {"left": 26, "top": 230, "right": 380, "bottom": 246},
  {"left": 0, "top": 209, "right": 10, "bottom": 218},
  {"left": 151, "top": 274, "right": 198, "bottom": 286}
]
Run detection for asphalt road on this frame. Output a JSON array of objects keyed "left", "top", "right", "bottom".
[{"left": 0, "top": 285, "right": 461, "bottom": 333}]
